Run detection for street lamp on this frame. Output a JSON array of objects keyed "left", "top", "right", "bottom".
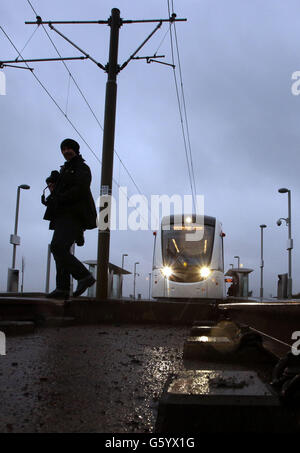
[
  {"left": 277, "top": 187, "right": 293, "bottom": 299},
  {"left": 11, "top": 185, "right": 30, "bottom": 269},
  {"left": 152, "top": 231, "right": 157, "bottom": 270},
  {"left": 133, "top": 262, "right": 139, "bottom": 300},
  {"left": 121, "top": 253, "right": 128, "bottom": 270},
  {"left": 234, "top": 256, "right": 240, "bottom": 269},
  {"left": 7, "top": 184, "right": 30, "bottom": 292},
  {"left": 148, "top": 272, "right": 152, "bottom": 300},
  {"left": 259, "top": 224, "right": 267, "bottom": 299},
  {"left": 120, "top": 253, "right": 128, "bottom": 298}
]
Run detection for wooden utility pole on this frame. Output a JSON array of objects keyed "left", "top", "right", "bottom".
[
  {"left": 96, "top": 8, "right": 121, "bottom": 300},
  {"left": 15, "top": 8, "right": 187, "bottom": 300}
]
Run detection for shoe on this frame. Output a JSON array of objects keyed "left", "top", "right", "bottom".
[
  {"left": 73, "top": 275, "right": 96, "bottom": 297},
  {"left": 46, "top": 289, "right": 69, "bottom": 300}
]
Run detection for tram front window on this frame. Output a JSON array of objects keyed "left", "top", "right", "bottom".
[{"left": 162, "top": 224, "right": 215, "bottom": 283}]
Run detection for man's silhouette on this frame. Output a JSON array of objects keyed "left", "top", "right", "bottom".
[{"left": 42, "top": 138, "right": 97, "bottom": 299}]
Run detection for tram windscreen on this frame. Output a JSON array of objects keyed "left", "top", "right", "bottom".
[{"left": 162, "top": 224, "right": 215, "bottom": 283}]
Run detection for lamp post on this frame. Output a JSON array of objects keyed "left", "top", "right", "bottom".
[
  {"left": 133, "top": 262, "right": 139, "bottom": 300},
  {"left": 278, "top": 188, "right": 293, "bottom": 299},
  {"left": 7, "top": 184, "right": 30, "bottom": 292},
  {"left": 148, "top": 272, "right": 152, "bottom": 300},
  {"left": 259, "top": 224, "right": 267, "bottom": 299},
  {"left": 11, "top": 184, "right": 30, "bottom": 268},
  {"left": 120, "top": 253, "right": 128, "bottom": 298},
  {"left": 121, "top": 253, "right": 128, "bottom": 271},
  {"left": 152, "top": 231, "right": 157, "bottom": 270},
  {"left": 21, "top": 256, "right": 25, "bottom": 294},
  {"left": 234, "top": 256, "right": 240, "bottom": 269}
]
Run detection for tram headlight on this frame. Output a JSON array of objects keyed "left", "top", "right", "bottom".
[
  {"left": 161, "top": 266, "right": 173, "bottom": 278},
  {"left": 199, "top": 266, "right": 211, "bottom": 278}
]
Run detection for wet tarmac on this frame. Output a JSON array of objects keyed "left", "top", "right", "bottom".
[{"left": 0, "top": 324, "right": 188, "bottom": 433}]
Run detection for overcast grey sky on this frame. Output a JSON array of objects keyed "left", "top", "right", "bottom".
[{"left": 1, "top": 0, "right": 300, "bottom": 298}]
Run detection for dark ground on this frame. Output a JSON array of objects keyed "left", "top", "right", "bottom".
[{"left": 0, "top": 324, "right": 189, "bottom": 433}]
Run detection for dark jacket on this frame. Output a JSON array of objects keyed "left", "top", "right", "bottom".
[{"left": 43, "top": 155, "right": 97, "bottom": 230}]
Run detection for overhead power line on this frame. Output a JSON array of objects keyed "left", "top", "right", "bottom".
[
  {"left": 0, "top": 23, "right": 152, "bottom": 231},
  {"left": 16, "top": 23, "right": 39, "bottom": 59},
  {"left": 167, "top": 0, "right": 197, "bottom": 212},
  {"left": 2, "top": 6, "right": 187, "bottom": 300},
  {"left": 1, "top": 25, "right": 107, "bottom": 174},
  {"left": 25, "top": 0, "right": 145, "bottom": 197}
]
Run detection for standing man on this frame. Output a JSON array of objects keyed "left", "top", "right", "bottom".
[{"left": 42, "top": 138, "right": 97, "bottom": 299}]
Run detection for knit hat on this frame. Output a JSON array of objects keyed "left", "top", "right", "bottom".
[{"left": 60, "top": 138, "right": 80, "bottom": 155}]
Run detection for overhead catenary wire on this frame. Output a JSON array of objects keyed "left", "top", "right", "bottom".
[
  {"left": 154, "top": 23, "right": 172, "bottom": 56},
  {"left": 25, "top": 0, "right": 163, "bottom": 229},
  {"left": 25, "top": 0, "right": 145, "bottom": 199},
  {"left": 172, "top": 6, "right": 197, "bottom": 201},
  {"left": 167, "top": 0, "right": 198, "bottom": 213},
  {"left": 16, "top": 24, "right": 39, "bottom": 60},
  {"left": 24, "top": 0, "right": 185, "bottom": 227},
  {"left": 2, "top": 4, "right": 191, "bottom": 302},
  {"left": 0, "top": 25, "right": 97, "bottom": 158},
  {"left": 1, "top": 25, "right": 107, "bottom": 179},
  {"left": 0, "top": 23, "right": 153, "bottom": 228},
  {"left": 168, "top": 0, "right": 197, "bottom": 206},
  {"left": 65, "top": 71, "right": 71, "bottom": 116},
  {"left": 3, "top": 1, "right": 188, "bottom": 229},
  {"left": 3, "top": 23, "right": 154, "bottom": 232}
]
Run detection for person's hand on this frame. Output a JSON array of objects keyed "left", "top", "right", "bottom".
[
  {"left": 48, "top": 183, "right": 55, "bottom": 192},
  {"left": 41, "top": 194, "right": 46, "bottom": 205}
]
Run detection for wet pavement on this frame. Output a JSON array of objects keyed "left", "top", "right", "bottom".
[{"left": 0, "top": 324, "right": 188, "bottom": 433}]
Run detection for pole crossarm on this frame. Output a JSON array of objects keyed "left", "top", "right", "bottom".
[
  {"left": 0, "top": 56, "right": 88, "bottom": 65},
  {"left": 24, "top": 14, "right": 186, "bottom": 74},
  {"left": 122, "top": 15, "right": 186, "bottom": 24},
  {"left": 148, "top": 59, "right": 175, "bottom": 68},
  {"left": 25, "top": 15, "right": 187, "bottom": 26},
  {"left": 25, "top": 20, "right": 109, "bottom": 25},
  {"left": 47, "top": 23, "right": 106, "bottom": 70},
  {"left": 21, "top": 8, "right": 187, "bottom": 300},
  {"left": 132, "top": 55, "right": 174, "bottom": 68},
  {"left": 0, "top": 63, "right": 34, "bottom": 70},
  {"left": 132, "top": 55, "right": 165, "bottom": 60},
  {"left": 119, "top": 21, "right": 163, "bottom": 71}
]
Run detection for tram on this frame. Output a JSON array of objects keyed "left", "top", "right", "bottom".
[{"left": 151, "top": 214, "right": 225, "bottom": 300}]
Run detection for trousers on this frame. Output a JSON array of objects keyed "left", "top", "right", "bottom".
[{"left": 50, "top": 216, "right": 90, "bottom": 291}]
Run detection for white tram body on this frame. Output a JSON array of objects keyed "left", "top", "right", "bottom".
[{"left": 152, "top": 214, "right": 225, "bottom": 300}]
